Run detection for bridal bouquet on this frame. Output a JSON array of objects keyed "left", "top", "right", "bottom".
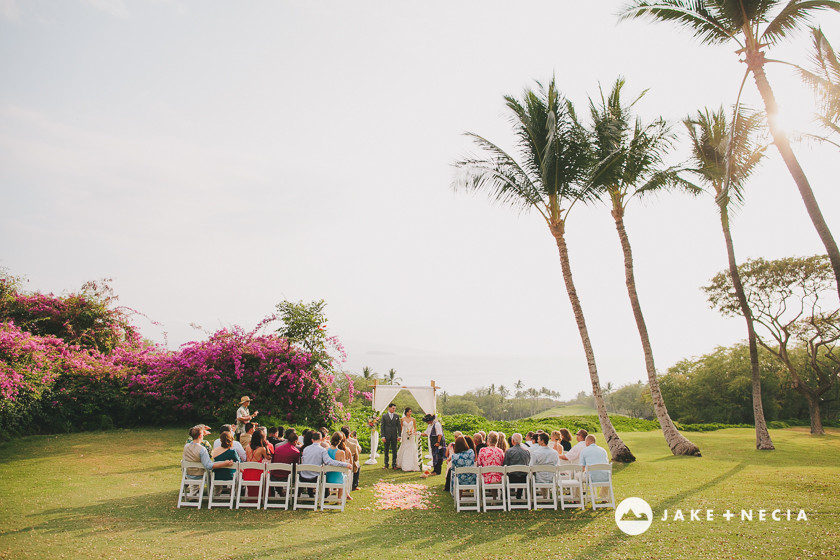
[{"left": 367, "top": 415, "right": 380, "bottom": 428}]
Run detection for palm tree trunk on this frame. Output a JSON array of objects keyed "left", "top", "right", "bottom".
[
  {"left": 612, "top": 207, "right": 700, "bottom": 456},
  {"left": 719, "top": 207, "right": 775, "bottom": 450},
  {"left": 549, "top": 220, "right": 635, "bottom": 463},
  {"left": 748, "top": 54, "right": 840, "bottom": 303}
]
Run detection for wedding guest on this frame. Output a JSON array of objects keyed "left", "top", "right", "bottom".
[
  {"left": 504, "top": 433, "right": 530, "bottom": 498},
  {"left": 464, "top": 435, "right": 476, "bottom": 453},
  {"left": 213, "top": 424, "right": 247, "bottom": 462},
  {"left": 210, "top": 431, "right": 240, "bottom": 488},
  {"left": 529, "top": 432, "right": 559, "bottom": 484},
  {"left": 473, "top": 433, "right": 486, "bottom": 453},
  {"left": 559, "top": 429, "right": 587, "bottom": 463},
  {"left": 244, "top": 429, "right": 271, "bottom": 499},
  {"left": 341, "top": 426, "right": 362, "bottom": 490},
  {"left": 298, "top": 432, "right": 350, "bottom": 497},
  {"left": 496, "top": 431, "right": 508, "bottom": 452},
  {"left": 185, "top": 424, "right": 213, "bottom": 455},
  {"left": 326, "top": 432, "right": 351, "bottom": 501},
  {"left": 549, "top": 430, "right": 564, "bottom": 454},
  {"left": 300, "top": 430, "right": 314, "bottom": 451},
  {"left": 258, "top": 427, "right": 275, "bottom": 455},
  {"left": 476, "top": 432, "right": 504, "bottom": 485},
  {"left": 182, "top": 426, "right": 234, "bottom": 496},
  {"left": 240, "top": 423, "right": 256, "bottom": 449},
  {"left": 449, "top": 436, "right": 476, "bottom": 494},
  {"left": 580, "top": 434, "right": 610, "bottom": 482},
  {"left": 559, "top": 428, "right": 573, "bottom": 452},
  {"left": 443, "top": 431, "right": 462, "bottom": 491},
  {"left": 267, "top": 427, "right": 282, "bottom": 447},
  {"left": 319, "top": 427, "right": 330, "bottom": 448},
  {"left": 524, "top": 432, "right": 536, "bottom": 447},
  {"left": 271, "top": 429, "right": 301, "bottom": 482}
]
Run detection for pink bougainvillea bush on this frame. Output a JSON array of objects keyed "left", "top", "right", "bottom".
[{"left": 128, "top": 326, "right": 350, "bottom": 426}]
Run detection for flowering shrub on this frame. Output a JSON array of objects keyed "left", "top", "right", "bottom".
[{"left": 128, "top": 326, "right": 350, "bottom": 426}]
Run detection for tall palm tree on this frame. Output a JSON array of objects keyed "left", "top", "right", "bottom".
[
  {"left": 799, "top": 27, "right": 840, "bottom": 145},
  {"left": 453, "top": 77, "right": 635, "bottom": 462},
  {"left": 588, "top": 78, "right": 702, "bottom": 456},
  {"left": 683, "top": 106, "right": 775, "bottom": 449},
  {"left": 620, "top": 0, "right": 840, "bottom": 302},
  {"left": 386, "top": 368, "right": 401, "bottom": 385}
]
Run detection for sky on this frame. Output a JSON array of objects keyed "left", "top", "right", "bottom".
[{"left": 2, "top": 0, "right": 839, "bottom": 399}]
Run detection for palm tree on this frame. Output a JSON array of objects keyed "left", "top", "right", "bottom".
[
  {"left": 453, "top": 77, "right": 635, "bottom": 462},
  {"left": 361, "top": 366, "right": 377, "bottom": 380},
  {"left": 587, "top": 78, "right": 701, "bottom": 456},
  {"left": 799, "top": 27, "right": 840, "bottom": 146},
  {"left": 386, "top": 368, "right": 401, "bottom": 385},
  {"left": 683, "top": 106, "right": 775, "bottom": 449},
  {"left": 621, "top": 0, "right": 840, "bottom": 302}
]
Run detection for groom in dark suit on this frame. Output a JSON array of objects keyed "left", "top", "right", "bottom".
[{"left": 380, "top": 403, "right": 400, "bottom": 469}]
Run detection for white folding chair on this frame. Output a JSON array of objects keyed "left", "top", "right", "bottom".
[
  {"left": 505, "top": 465, "right": 531, "bottom": 510},
  {"left": 586, "top": 464, "right": 615, "bottom": 509},
  {"left": 530, "top": 465, "right": 558, "bottom": 510},
  {"left": 263, "top": 463, "right": 294, "bottom": 510},
  {"left": 177, "top": 460, "right": 207, "bottom": 508},
  {"left": 235, "top": 462, "right": 265, "bottom": 509},
  {"left": 557, "top": 464, "right": 585, "bottom": 510},
  {"left": 293, "top": 465, "right": 322, "bottom": 511},
  {"left": 479, "top": 466, "right": 506, "bottom": 511},
  {"left": 208, "top": 463, "right": 238, "bottom": 509},
  {"left": 320, "top": 465, "right": 351, "bottom": 511},
  {"left": 452, "top": 466, "right": 481, "bottom": 512}
]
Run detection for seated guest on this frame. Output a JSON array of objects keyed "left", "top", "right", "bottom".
[
  {"left": 449, "top": 436, "right": 476, "bottom": 494},
  {"left": 244, "top": 429, "right": 272, "bottom": 498},
  {"left": 529, "top": 432, "right": 559, "bottom": 484},
  {"left": 503, "top": 433, "right": 530, "bottom": 498},
  {"left": 476, "top": 432, "right": 504, "bottom": 485},
  {"left": 443, "top": 431, "right": 463, "bottom": 492},
  {"left": 300, "top": 430, "right": 314, "bottom": 450},
  {"left": 559, "top": 429, "right": 587, "bottom": 463},
  {"left": 496, "top": 431, "right": 508, "bottom": 452},
  {"left": 185, "top": 424, "right": 213, "bottom": 455},
  {"left": 298, "top": 431, "right": 350, "bottom": 495},
  {"left": 213, "top": 424, "right": 247, "bottom": 462},
  {"left": 559, "top": 428, "right": 573, "bottom": 452},
  {"left": 267, "top": 427, "right": 282, "bottom": 447},
  {"left": 271, "top": 429, "right": 302, "bottom": 481},
  {"left": 325, "top": 432, "right": 350, "bottom": 501},
  {"left": 524, "top": 432, "right": 536, "bottom": 447},
  {"left": 319, "top": 427, "right": 330, "bottom": 448},
  {"left": 463, "top": 435, "right": 476, "bottom": 453},
  {"left": 182, "top": 426, "right": 234, "bottom": 495},
  {"left": 210, "top": 431, "right": 240, "bottom": 485},
  {"left": 240, "top": 422, "right": 256, "bottom": 449},
  {"left": 258, "top": 426, "right": 274, "bottom": 455},
  {"left": 549, "top": 430, "right": 564, "bottom": 454},
  {"left": 473, "top": 432, "right": 486, "bottom": 453},
  {"left": 341, "top": 426, "right": 362, "bottom": 490},
  {"left": 580, "top": 434, "right": 610, "bottom": 483}
]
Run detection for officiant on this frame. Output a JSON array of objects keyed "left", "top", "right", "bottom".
[{"left": 421, "top": 414, "right": 445, "bottom": 475}]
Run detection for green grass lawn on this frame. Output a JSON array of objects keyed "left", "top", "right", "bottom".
[
  {"left": 0, "top": 427, "right": 838, "bottom": 560},
  {"left": 529, "top": 404, "right": 603, "bottom": 417}
]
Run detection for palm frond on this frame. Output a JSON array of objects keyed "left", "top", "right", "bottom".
[
  {"left": 762, "top": 1, "right": 840, "bottom": 46},
  {"left": 619, "top": 0, "right": 739, "bottom": 45}
]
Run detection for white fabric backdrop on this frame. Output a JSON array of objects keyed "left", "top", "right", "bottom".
[{"left": 372, "top": 385, "right": 437, "bottom": 414}]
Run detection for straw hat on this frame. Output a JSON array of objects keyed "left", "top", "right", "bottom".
[{"left": 239, "top": 396, "right": 252, "bottom": 405}]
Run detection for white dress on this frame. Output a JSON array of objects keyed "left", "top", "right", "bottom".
[{"left": 395, "top": 418, "right": 420, "bottom": 471}]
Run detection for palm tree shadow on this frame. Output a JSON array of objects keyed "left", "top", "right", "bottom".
[{"left": 574, "top": 461, "right": 747, "bottom": 560}]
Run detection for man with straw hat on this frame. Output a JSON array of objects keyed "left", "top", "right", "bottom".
[{"left": 235, "top": 396, "right": 258, "bottom": 439}]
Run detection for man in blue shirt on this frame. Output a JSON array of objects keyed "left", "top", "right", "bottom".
[{"left": 579, "top": 434, "right": 610, "bottom": 483}]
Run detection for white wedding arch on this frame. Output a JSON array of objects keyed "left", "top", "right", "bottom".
[{"left": 365, "top": 380, "right": 439, "bottom": 466}]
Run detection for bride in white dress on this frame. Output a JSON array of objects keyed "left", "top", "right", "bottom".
[{"left": 395, "top": 407, "right": 420, "bottom": 472}]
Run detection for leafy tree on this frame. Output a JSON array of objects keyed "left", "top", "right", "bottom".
[
  {"left": 683, "top": 106, "right": 774, "bottom": 449},
  {"left": 621, "top": 0, "right": 840, "bottom": 303},
  {"left": 587, "top": 77, "right": 700, "bottom": 455},
  {"left": 454, "top": 77, "right": 635, "bottom": 461},
  {"left": 609, "top": 381, "right": 655, "bottom": 419},
  {"left": 704, "top": 255, "right": 840, "bottom": 433},
  {"left": 798, "top": 27, "right": 840, "bottom": 146},
  {"left": 274, "top": 300, "right": 328, "bottom": 355}
]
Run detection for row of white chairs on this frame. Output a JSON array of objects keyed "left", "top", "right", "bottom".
[
  {"left": 177, "top": 461, "right": 353, "bottom": 511},
  {"left": 450, "top": 464, "right": 614, "bottom": 512}
]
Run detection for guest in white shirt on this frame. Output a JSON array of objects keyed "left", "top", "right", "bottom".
[
  {"left": 559, "top": 429, "right": 588, "bottom": 464},
  {"left": 528, "top": 433, "right": 559, "bottom": 483},
  {"left": 213, "top": 424, "right": 247, "bottom": 462}
]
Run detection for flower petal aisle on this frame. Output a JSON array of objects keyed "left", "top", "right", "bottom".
[{"left": 371, "top": 481, "right": 439, "bottom": 510}]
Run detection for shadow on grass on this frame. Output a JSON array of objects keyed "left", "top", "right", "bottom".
[{"left": 573, "top": 460, "right": 747, "bottom": 560}]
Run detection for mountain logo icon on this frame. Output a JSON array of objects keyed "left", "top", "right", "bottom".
[{"left": 615, "top": 497, "right": 654, "bottom": 535}]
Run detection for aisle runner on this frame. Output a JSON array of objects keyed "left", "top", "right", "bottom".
[{"left": 371, "top": 481, "right": 439, "bottom": 510}]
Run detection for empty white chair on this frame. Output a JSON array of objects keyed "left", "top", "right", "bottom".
[
  {"left": 235, "top": 462, "right": 265, "bottom": 509},
  {"left": 530, "top": 465, "right": 558, "bottom": 510},
  {"left": 505, "top": 465, "right": 531, "bottom": 510},
  {"left": 586, "top": 464, "right": 615, "bottom": 510},
  {"left": 452, "top": 466, "right": 481, "bottom": 512},
  {"left": 207, "top": 462, "right": 238, "bottom": 509},
  {"left": 320, "top": 465, "right": 351, "bottom": 512},
  {"left": 177, "top": 460, "right": 207, "bottom": 509},
  {"left": 557, "top": 464, "right": 585, "bottom": 510},
  {"left": 479, "top": 466, "right": 506, "bottom": 511},
  {"left": 263, "top": 463, "right": 294, "bottom": 510},
  {"left": 293, "top": 464, "right": 322, "bottom": 511}
]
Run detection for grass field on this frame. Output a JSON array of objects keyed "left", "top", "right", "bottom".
[
  {"left": 0, "top": 427, "right": 838, "bottom": 560},
  {"left": 529, "top": 404, "right": 602, "bottom": 418}
]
